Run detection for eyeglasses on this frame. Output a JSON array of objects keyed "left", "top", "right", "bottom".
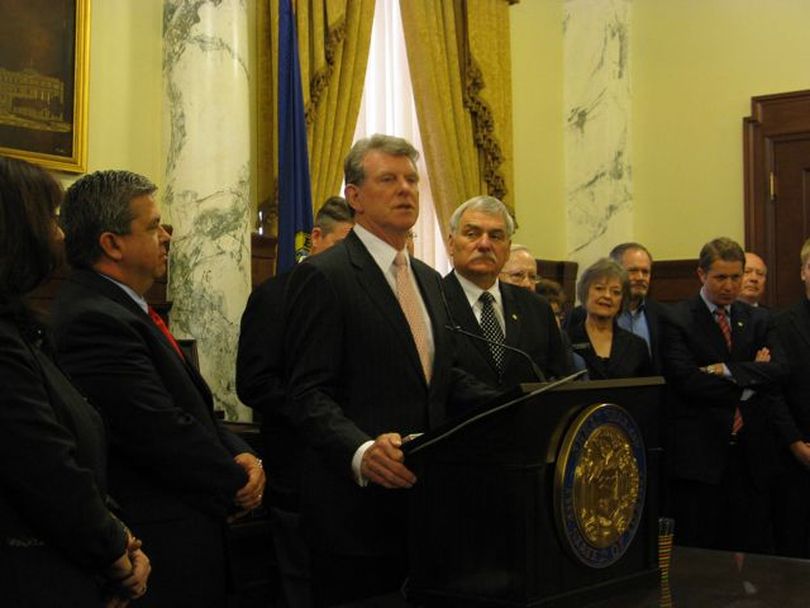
[{"left": 501, "top": 270, "right": 540, "bottom": 284}]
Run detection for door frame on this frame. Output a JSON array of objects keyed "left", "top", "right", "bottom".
[{"left": 744, "top": 89, "right": 810, "bottom": 307}]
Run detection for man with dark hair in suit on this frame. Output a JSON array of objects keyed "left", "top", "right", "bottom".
[
  {"left": 283, "top": 134, "right": 497, "bottom": 605},
  {"left": 236, "top": 196, "right": 354, "bottom": 607},
  {"left": 771, "top": 238, "right": 810, "bottom": 557},
  {"left": 443, "top": 196, "right": 566, "bottom": 387},
  {"left": 52, "top": 170, "right": 265, "bottom": 607},
  {"left": 661, "top": 236, "right": 786, "bottom": 553}
]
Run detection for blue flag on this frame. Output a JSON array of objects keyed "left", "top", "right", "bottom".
[{"left": 277, "top": 0, "right": 313, "bottom": 273}]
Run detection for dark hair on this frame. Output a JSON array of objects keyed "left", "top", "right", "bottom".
[
  {"left": 576, "top": 258, "right": 630, "bottom": 310},
  {"left": 344, "top": 134, "right": 419, "bottom": 186},
  {"left": 698, "top": 237, "right": 744, "bottom": 272},
  {"left": 535, "top": 278, "right": 566, "bottom": 308},
  {"left": 0, "top": 156, "right": 63, "bottom": 297},
  {"left": 609, "top": 242, "right": 653, "bottom": 264},
  {"left": 315, "top": 196, "right": 355, "bottom": 234},
  {"left": 61, "top": 170, "right": 157, "bottom": 269}
]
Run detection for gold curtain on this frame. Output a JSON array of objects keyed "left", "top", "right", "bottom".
[
  {"left": 400, "top": 0, "right": 515, "bottom": 233},
  {"left": 256, "top": 0, "right": 375, "bottom": 233}
]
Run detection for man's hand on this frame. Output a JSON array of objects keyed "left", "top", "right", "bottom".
[
  {"left": 234, "top": 452, "right": 266, "bottom": 512},
  {"left": 790, "top": 441, "right": 810, "bottom": 469},
  {"left": 755, "top": 347, "right": 771, "bottom": 362},
  {"left": 361, "top": 433, "right": 417, "bottom": 489}
]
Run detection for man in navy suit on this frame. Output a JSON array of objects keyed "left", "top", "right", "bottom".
[
  {"left": 52, "top": 170, "right": 265, "bottom": 607},
  {"left": 283, "top": 134, "right": 496, "bottom": 605},
  {"left": 443, "top": 195, "right": 566, "bottom": 388},
  {"left": 661, "top": 237, "right": 786, "bottom": 552},
  {"left": 236, "top": 196, "right": 354, "bottom": 607}
]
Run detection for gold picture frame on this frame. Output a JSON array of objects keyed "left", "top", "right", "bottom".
[{"left": 0, "top": 0, "right": 90, "bottom": 173}]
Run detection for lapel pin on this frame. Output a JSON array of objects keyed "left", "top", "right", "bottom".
[{"left": 512, "top": 313, "right": 518, "bottom": 320}]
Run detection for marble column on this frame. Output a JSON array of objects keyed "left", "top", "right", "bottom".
[
  {"left": 563, "top": 0, "right": 632, "bottom": 270},
  {"left": 162, "top": 0, "right": 252, "bottom": 421}
]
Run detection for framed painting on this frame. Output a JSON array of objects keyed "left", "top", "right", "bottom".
[{"left": 0, "top": 0, "right": 90, "bottom": 173}]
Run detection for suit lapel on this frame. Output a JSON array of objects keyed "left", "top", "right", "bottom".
[
  {"left": 790, "top": 301, "right": 810, "bottom": 352},
  {"left": 728, "top": 302, "right": 750, "bottom": 360},
  {"left": 501, "top": 283, "right": 521, "bottom": 370},
  {"left": 691, "top": 296, "right": 729, "bottom": 359},
  {"left": 69, "top": 270, "right": 212, "bottom": 399},
  {"left": 345, "top": 233, "right": 427, "bottom": 384},
  {"left": 444, "top": 272, "right": 497, "bottom": 371}
]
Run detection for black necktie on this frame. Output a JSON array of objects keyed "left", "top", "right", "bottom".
[{"left": 479, "top": 291, "right": 504, "bottom": 371}]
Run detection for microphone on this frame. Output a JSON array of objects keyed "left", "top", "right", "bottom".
[{"left": 445, "top": 323, "right": 548, "bottom": 383}]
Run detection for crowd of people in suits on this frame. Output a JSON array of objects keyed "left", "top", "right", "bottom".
[{"left": 3, "top": 131, "right": 810, "bottom": 607}]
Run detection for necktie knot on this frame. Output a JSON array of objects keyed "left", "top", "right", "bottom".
[
  {"left": 479, "top": 291, "right": 495, "bottom": 305},
  {"left": 394, "top": 251, "right": 408, "bottom": 268}
]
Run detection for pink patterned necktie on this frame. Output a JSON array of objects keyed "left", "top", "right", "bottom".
[
  {"left": 716, "top": 308, "right": 743, "bottom": 434},
  {"left": 393, "top": 251, "right": 432, "bottom": 383}
]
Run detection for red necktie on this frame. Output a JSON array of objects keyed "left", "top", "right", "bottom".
[
  {"left": 148, "top": 306, "right": 185, "bottom": 360},
  {"left": 715, "top": 308, "right": 732, "bottom": 351},
  {"left": 716, "top": 308, "right": 743, "bottom": 434}
]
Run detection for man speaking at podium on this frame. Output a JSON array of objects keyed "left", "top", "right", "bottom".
[{"left": 283, "top": 134, "right": 496, "bottom": 606}]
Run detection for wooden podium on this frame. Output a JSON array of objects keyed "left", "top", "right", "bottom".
[{"left": 403, "top": 377, "right": 663, "bottom": 607}]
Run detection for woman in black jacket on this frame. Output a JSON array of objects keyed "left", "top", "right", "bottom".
[
  {"left": 0, "top": 156, "right": 150, "bottom": 606},
  {"left": 566, "top": 258, "right": 652, "bottom": 380}
]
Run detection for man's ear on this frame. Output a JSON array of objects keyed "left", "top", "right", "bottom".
[
  {"left": 98, "top": 231, "right": 125, "bottom": 261},
  {"left": 344, "top": 184, "right": 361, "bottom": 214},
  {"left": 696, "top": 266, "right": 706, "bottom": 285}
]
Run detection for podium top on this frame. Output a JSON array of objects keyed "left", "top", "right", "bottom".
[{"left": 521, "top": 375, "right": 665, "bottom": 393}]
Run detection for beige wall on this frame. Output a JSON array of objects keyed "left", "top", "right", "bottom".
[
  {"left": 511, "top": 0, "right": 810, "bottom": 261},
  {"left": 58, "top": 0, "right": 163, "bottom": 189},
  {"left": 510, "top": 0, "right": 566, "bottom": 259},
  {"left": 633, "top": 0, "right": 810, "bottom": 260}
]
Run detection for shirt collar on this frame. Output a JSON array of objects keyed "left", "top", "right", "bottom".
[
  {"left": 453, "top": 270, "right": 501, "bottom": 310},
  {"left": 353, "top": 224, "right": 407, "bottom": 273},
  {"left": 97, "top": 272, "right": 149, "bottom": 313},
  {"left": 699, "top": 286, "right": 730, "bottom": 316}
]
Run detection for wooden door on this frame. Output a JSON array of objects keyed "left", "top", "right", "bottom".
[{"left": 744, "top": 90, "right": 810, "bottom": 310}]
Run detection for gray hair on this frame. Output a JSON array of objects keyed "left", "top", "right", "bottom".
[
  {"left": 344, "top": 134, "right": 420, "bottom": 186},
  {"left": 510, "top": 243, "right": 533, "bottom": 255},
  {"left": 61, "top": 170, "right": 157, "bottom": 269},
  {"left": 576, "top": 258, "right": 630, "bottom": 309},
  {"left": 448, "top": 195, "right": 515, "bottom": 237}
]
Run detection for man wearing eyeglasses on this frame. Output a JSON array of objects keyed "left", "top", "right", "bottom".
[
  {"left": 443, "top": 196, "right": 567, "bottom": 388},
  {"left": 500, "top": 244, "right": 541, "bottom": 291}
]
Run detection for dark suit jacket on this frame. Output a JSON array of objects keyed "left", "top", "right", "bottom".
[
  {"left": 567, "top": 296, "right": 666, "bottom": 373},
  {"left": 661, "top": 296, "right": 787, "bottom": 486},
  {"left": 283, "top": 231, "right": 496, "bottom": 557},
  {"left": 51, "top": 270, "right": 250, "bottom": 604},
  {"left": 566, "top": 316, "right": 652, "bottom": 380},
  {"left": 236, "top": 271, "right": 300, "bottom": 508},
  {"left": 772, "top": 299, "right": 810, "bottom": 446},
  {"left": 0, "top": 304, "right": 127, "bottom": 604},
  {"left": 442, "top": 272, "right": 567, "bottom": 387}
]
